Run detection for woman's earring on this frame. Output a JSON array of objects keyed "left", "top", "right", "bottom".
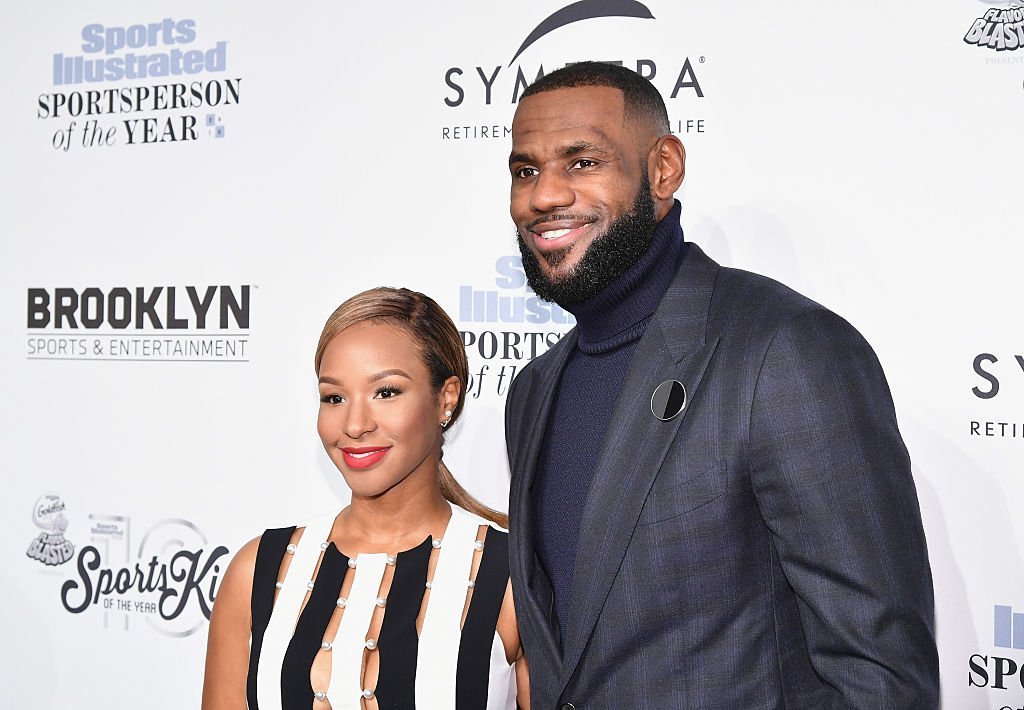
[{"left": 441, "top": 410, "right": 453, "bottom": 428}]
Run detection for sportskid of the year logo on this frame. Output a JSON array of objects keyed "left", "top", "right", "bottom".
[
  {"left": 964, "top": 2, "right": 1024, "bottom": 51},
  {"left": 58, "top": 516, "right": 229, "bottom": 637},
  {"left": 26, "top": 494, "right": 75, "bottom": 566}
]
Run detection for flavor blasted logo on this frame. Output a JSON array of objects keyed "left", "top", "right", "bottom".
[
  {"left": 55, "top": 514, "right": 229, "bottom": 637},
  {"left": 441, "top": 0, "right": 707, "bottom": 141},
  {"left": 26, "top": 494, "right": 75, "bottom": 566},
  {"left": 37, "top": 17, "right": 242, "bottom": 151},
  {"left": 964, "top": 2, "right": 1024, "bottom": 51}
]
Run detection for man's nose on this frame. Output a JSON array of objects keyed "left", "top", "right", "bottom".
[{"left": 529, "top": 169, "right": 574, "bottom": 214}]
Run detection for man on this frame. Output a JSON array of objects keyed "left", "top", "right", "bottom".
[{"left": 503, "top": 62, "right": 938, "bottom": 709}]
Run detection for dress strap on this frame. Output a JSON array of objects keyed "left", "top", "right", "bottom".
[
  {"left": 255, "top": 512, "right": 336, "bottom": 709},
  {"left": 415, "top": 507, "right": 481, "bottom": 706}
]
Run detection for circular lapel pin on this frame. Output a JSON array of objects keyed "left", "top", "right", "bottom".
[{"left": 651, "top": 380, "right": 687, "bottom": 421}]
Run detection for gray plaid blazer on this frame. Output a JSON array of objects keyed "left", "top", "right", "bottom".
[{"left": 505, "top": 244, "right": 939, "bottom": 709}]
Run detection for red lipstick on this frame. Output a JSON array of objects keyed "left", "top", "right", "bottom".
[{"left": 341, "top": 446, "right": 390, "bottom": 470}]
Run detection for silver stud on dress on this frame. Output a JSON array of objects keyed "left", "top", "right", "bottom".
[
  {"left": 321, "top": 640, "right": 333, "bottom": 651},
  {"left": 320, "top": 541, "right": 329, "bottom": 551},
  {"left": 375, "top": 597, "right": 387, "bottom": 607},
  {"left": 473, "top": 540, "right": 485, "bottom": 551},
  {"left": 347, "top": 558, "right": 357, "bottom": 569},
  {"left": 425, "top": 581, "right": 433, "bottom": 589},
  {"left": 275, "top": 581, "right": 283, "bottom": 590},
  {"left": 432, "top": 539, "right": 442, "bottom": 549},
  {"left": 306, "top": 580, "right": 315, "bottom": 590},
  {"left": 336, "top": 597, "right": 347, "bottom": 608},
  {"left": 314, "top": 690, "right": 327, "bottom": 701},
  {"left": 286, "top": 543, "right": 297, "bottom": 555},
  {"left": 365, "top": 638, "right": 377, "bottom": 650},
  {"left": 467, "top": 580, "right": 476, "bottom": 589},
  {"left": 361, "top": 689, "right": 375, "bottom": 700},
  {"left": 386, "top": 554, "right": 396, "bottom": 565}
]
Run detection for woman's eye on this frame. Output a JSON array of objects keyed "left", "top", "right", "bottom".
[
  {"left": 375, "top": 385, "right": 401, "bottom": 399},
  {"left": 320, "top": 394, "right": 344, "bottom": 405}
]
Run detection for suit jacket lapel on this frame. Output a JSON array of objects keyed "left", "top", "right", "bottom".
[
  {"left": 559, "top": 244, "right": 722, "bottom": 689},
  {"left": 508, "top": 329, "right": 578, "bottom": 671}
]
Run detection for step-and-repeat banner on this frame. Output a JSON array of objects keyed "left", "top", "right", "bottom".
[{"left": 1, "top": 1, "right": 1021, "bottom": 707}]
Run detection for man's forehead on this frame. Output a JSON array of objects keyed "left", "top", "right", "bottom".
[
  {"left": 513, "top": 86, "right": 625, "bottom": 128},
  {"left": 511, "top": 86, "right": 627, "bottom": 150}
]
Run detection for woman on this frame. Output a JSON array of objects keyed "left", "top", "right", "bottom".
[{"left": 202, "top": 287, "right": 528, "bottom": 710}]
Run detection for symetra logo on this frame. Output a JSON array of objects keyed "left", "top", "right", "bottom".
[
  {"left": 508, "top": 0, "right": 656, "bottom": 65},
  {"left": 441, "top": 1, "right": 708, "bottom": 141},
  {"left": 964, "top": 3, "right": 1024, "bottom": 51},
  {"left": 25, "top": 284, "right": 253, "bottom": 363},
  {"left": 969, "top": 352, "right": 1024, "bottom": 439}
]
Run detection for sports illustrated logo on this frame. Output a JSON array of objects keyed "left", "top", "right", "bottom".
[
  {"left": 964, "top": 3, "right": 1024, "bottom": 51},
  {"left": 458, "top": 256, "right": 573, "bottom": 399},
  {"left": 37, "top": 18, "right": 241, "bottom": 151},
  {"left": 26, "top": 494, "right": 75, "bottom": 566},
  {"left": 56, "top": 515, "right": 229, "bottom": 637},
  {"left": 969, "top": 352, "right": 1023, "bottom": 438},
  {"left": 25, "top": 284, "right": 253, "bottom": 363},
  {"left": 441, "top": 1, "right": 708, "bottom": 141},
  {"left": 967, "top": 604, "right": 1024, "bottom": 695}
]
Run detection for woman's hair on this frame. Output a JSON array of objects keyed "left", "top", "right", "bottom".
[{"left": 315, "top": 286, "right": 508, "bottom": 528}]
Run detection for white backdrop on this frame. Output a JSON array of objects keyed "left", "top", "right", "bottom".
[{"left": 2, "top": 1, "right": 1022, "bottom": 707}]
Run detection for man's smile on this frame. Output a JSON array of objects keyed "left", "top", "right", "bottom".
[{"left": 529, "top": 220, "right": 595, "bottom": 252}]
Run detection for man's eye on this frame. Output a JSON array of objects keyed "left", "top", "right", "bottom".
[
  {"left": 570, "top": 159, "right": 597, "bottom": 170},
  {"left": 514, "top": 167, "right": 538, "bottom": 179},
  {"left": 320, "top": 394, "right": 344, "bottom": 405}
]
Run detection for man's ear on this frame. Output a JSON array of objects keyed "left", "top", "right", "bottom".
[{"left": 649, "top": 134, "right": 686, "bottom": 211}]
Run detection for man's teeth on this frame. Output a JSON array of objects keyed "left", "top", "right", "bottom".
[{"left": 541, "top": 228, "right": 572, "bottom": 240}]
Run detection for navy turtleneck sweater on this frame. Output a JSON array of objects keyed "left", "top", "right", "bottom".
[{"left": 531, "top": 201, "right": 687, "bottom": 646}]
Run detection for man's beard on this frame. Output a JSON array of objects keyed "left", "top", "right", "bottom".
[{"left": 516, "top": 174, "right": 658, "bottom": 307}]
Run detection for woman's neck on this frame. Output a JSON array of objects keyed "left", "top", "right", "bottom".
[{"left": 331, "top": 469, "right": 453, "bottom": 555}]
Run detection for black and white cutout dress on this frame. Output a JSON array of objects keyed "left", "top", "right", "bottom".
[{"left": 245, "top": 504, "right": 517, "bottom": 709}]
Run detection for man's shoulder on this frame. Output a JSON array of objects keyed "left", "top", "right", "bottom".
[
  {"left": 675, "top": 245, "right": 862, "bottom": 352},
  {"left": 714, "top": 264, "right": 824, "bottom": 321}
]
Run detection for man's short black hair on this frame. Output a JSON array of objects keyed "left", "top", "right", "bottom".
[{"left": 521, "top": 61, "right": 670, "bottom": 133}]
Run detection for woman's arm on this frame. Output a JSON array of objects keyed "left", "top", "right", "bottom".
[
  {"left": 496, "top": 579, "right": 530, "bottom": 709},
  {"left": 201, "top": 536, "right": 260, "bottom": 710}
]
